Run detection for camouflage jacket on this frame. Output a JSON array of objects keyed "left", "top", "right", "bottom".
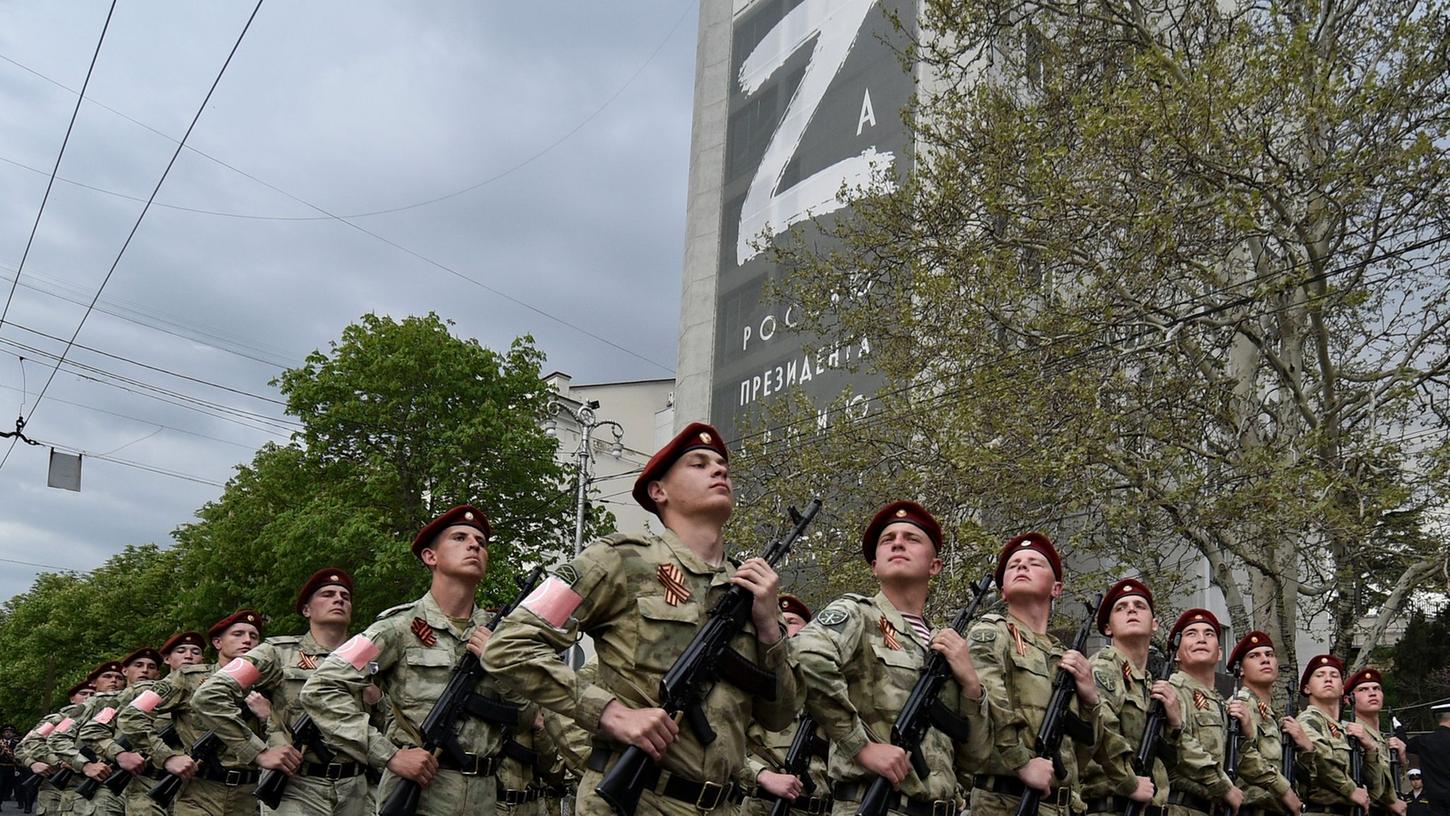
[
  {"left": 481, "top": 528, "right": 803, "bottom": 786},
  {"left": 48, "top": 693, "right": 127, "bottom": 770},
  {"left": 1081, "top": 644, "right": 1177, "bottom": 804},
  {"left": 1166, "top": 671, "right": 1233, "bottom": 800},
  {"left": 540, "top": 658, "right": 596, "bottom": 778},
  {"left": 1358, "top": 720, "right": 1395, "bottom": 808},
  {"left": 17, "top": 709, "right": 78, "bottom": 767},
  {"left": 1296, "top": 707, "right": 1372, "bottom": 806},
  {"left": 739, "top": 716, "right": 831, "bottom": 811},
  {"left": 300, "top": 590, "right": 521, "bottom": 771},
  {"left": 78, "top": 682, "right": 167, "bottom": 763},
  {"left": 1234, "top": 688, "right": 1293, "bottom": 807},
  {"left": 118, "top": 662, "right": 269, "bottom": 770}
]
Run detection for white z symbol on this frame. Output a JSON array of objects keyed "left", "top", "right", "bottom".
[{"left": 735, "top": 0, "right": 895, "bottom": 266}]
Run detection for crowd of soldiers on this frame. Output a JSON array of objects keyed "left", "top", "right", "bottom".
[{"left": 8, "top": 421, "right": 1449, "bottom": 816}]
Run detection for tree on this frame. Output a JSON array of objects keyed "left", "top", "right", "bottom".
[{"left": 735, "top": 0, "right": 1450, "bottom": 666}]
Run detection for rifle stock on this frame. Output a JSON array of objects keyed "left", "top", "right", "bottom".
[
  {"left": 767, "top": 714, "right": 821, "bottom": 816},
  {"left": 1282, "top": 684, "right": 1298, "bottom": 788},
  {"left": 148, "top": 731, "right": 219, "bottom": 807},
  {"left": 1123, "top": 630, "right": 1183, "bottom": 816},
  {"left": 1344, "top": 694, "right": 1363, "bottom": 816},
  {"left": 254, "top": 713, "right": 331, "bottom": 808}
]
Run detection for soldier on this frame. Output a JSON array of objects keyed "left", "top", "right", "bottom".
[
  {"left": 48, "top": 661, "right": 131, "bottom": 816},
  {"left": 793, "top": 501, "right": 985, "bottom": 816},
  {"left": 1223, "top": 632, "right": 1305, "bottom": 816},
  {"left": 192, "top": 568, "right": 365, "bottom": 816},
  {"left": 1346, "top": 668, "right": 1404, "bottom": 816},
  {"left": 488, "top": 601, "right": 566, "bottom": 816},
  {"left": 18, "top": 681, "right": 95, "bottom": 816},
  {"left": 481, "top": 422, "right": 804, "bottom": 816},
  {"left": 101, "top": 635, "right": 204, "bottom": 816},
  {"left": 69, "top": 648, "right": 163, "bottom": 816},
  {"left": 301, "top": 505, "right": 523, "bottom": 816},
  {"left": 1080, "top": 578, "right": 1182, "bottom": 816},
  {"left": 739, "top": 594, "right": 829, "bottom": 816},
  {"left": 1295, "top": 654, "right": 1378, "bottom": 816},
  {"left": 1162, "top": 609, "right": 1242, "bottom": 816},
  {"left": 968, "top": 532, "right": 1098, "bottom": 816},
  {"left": 117, "top": 610, "right": 267, "bottom": 816}
]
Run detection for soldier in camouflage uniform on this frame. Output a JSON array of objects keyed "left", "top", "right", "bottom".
[
  {"left": 49, "top": 660, "right": 136, "bottom": 816},
  {"left": 18, "top": 682, "right": 95, "bottom": 816},
  {"left": 1346, "top": 669, "right": 1403, "bottom": 816},
  {"left": 193, "top": 568, "right": 367, "bottom": 816},
  {"left": 67, "top": 648, "right": 163, "bottom": 816},
  {"left": 118, "top": 610, "right": 268, "bottom": 816},
  {"left": 302, "top": 504, "right": 525, "bottom": 816},
  {"left": 968, "top": 532, "right": 1099, "bottom": 816},
  {"left": 1163, "top": 609, "right": 1243, "bottom": 816},
  {"left": 1296, "top": 654, "right": 1379, "bottom": 816},
  {"left": 739, "top": 595, "right": 830, "bottom": 816},
  {"left": 481, "top": 422, "right": 804, "bottom": 816},
  {"left": 1222, "top": 632, "right": 1304, "bottom": 816},
  {"left": 1080, "top": 579, "right": 1182, "bottom": 816},
  {"left": 795, "top": 501, "right": 987, "bottom": 816}
]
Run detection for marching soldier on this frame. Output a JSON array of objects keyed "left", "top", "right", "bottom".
[
  {"left": 1163, "top": 609, "right": 1242, "bottom": 816},
  {"left": 18, "top": 680, "right": 95, "bottom": 816},
  {"left": 481, "top": 422, "right": 804, "bottom": 816},
  {"left": 740, "top": 595, "right": 829, "bottom": 816},
  {"left": 1295, "top": 654, "right": 1377, "bottom": 816},
  {"left": 193, "top": 568, "right": 366, "bottom": 816},
  {"left": 968, "top": 532, "right": 1099, "bottom": 816},
  {"left": 1346, "top": 668, "right": 1403, "bottom": 816},
  {"left": 48, "top": 660, "right": 133, "bottom": 816},
  {"left": 98, "top": 634, "right": 204, "bottom": 816},
  {"left": 795, "top": 501, "right": 986, "bottom": 816},
  {"left": 1080, "top": 579, "right": 1181, "bottom": 816},
  {"left": 1224, "top": 632, "right": 1304, "bottom": 816},
  {"left": 301, "top": 505, "right": 524, "bottom": 816},
  {"left": 117, "top": 610, "right": 268, "bottom": 816},
  {"left": 69, "top": 648, "right": 163, "bottom": 816}
]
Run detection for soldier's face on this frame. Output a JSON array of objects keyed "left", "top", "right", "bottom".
[
  {"left": 124, "top": 659, "right": 158, "bottom": 684},
  {"left": 1105, "top": 595, "right": 1155, "bottom": 639},
  {"left": 93, "top": 671, "right": 125, "bottom": 693},
  {"left": 1352, "top": 681, "right": 1383, "bottom": 713},
  {"left": 1176, "top": 622, "right": 1221, "bottom": 668},
  {"left": 1242, "top": 646, "right": 1277, "bottom": 685},
  {"left": 423, "top": 525, "right": 489, "bottom": 580},
  {"left": 783, "top": 612, "right": 808, "bottom": 636},
  {"left": 213, "top": 624, "right": 260, "bottom": 661},
  {"left": 1000, "top": 550, "right": 1061, "bottom": 601},
  {"left": 1305, "top": 666, "right": 1343, "bottom": 701},
  {"left": 652, "top": 450, "right": 733, "bottom": 521},
  {"left": 869, "top": 522, "right": 942, "bottom": 584},
  {"left": 166, "top": 644, "right": 204, "bottom": 670},
  {"left": 303, "top": 585, "right": 353, "bottom": 626},
  {"left": 70, "top": 689, "right": 94, "bottom": 704}
]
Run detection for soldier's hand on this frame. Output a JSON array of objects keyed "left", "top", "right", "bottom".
[
  {"left": 1059, "top": 650, "right": 1099, "bottom": 706},
  {"left": 1350, "top": 788, "right": 1370, "bottom": 811},
  {"left": 599, "top": 699, "right": 678, "bottom": 761},
  {"left": 245, "top": 691, "right": 272, "bottom": 721},
  {"left": 731, "top": 558, "right": 783, "bottom": 646},
  {"left": 854, "top": 743, "right": 909, "bottom": 788},
  {"left": 163, "top": 756, "right": 199, "bottom": 780},
  {"left": 1280, "top": 717, "right": 1313, "bottom": 751},
  {"left": 116, "top": 751, "right": 145, "bottom": 774},
  {"left": 1281, "top": 789, "right": 1303, "bottom": 815},
  {"left": 757, "top": 770, "right": 804, "bottom": 800},
  {"left": 1016, "top": 757, "right": 1054, "bottom": 794},
  {"left": 1390, "top": 799, "right": 1407, "bottom": 816},
  {"left": 1227, "top": 700, "right": 1252, "bottom": 732},
  {"left": 466, "top": 626, "right": 493, "bottom": 657},
  {"left": 387, "top": 748, "right": 438, "bottom": 786},
  {"left": 1224, "top": 786, "right": 1244, "bottom": 814},
  {"left": 28, "top": 762, "right": 48, "bottom": 775},
  {"left": 82, "top": 762, "right": 110, "bottom": 781},
  {"left": 929, "top": 629, "right": 982, "bottom": 699},
  {"left": 1128, "top": 776, "right": 1154, "bottom": 803},
  {"left": 255, "top": 746, "right": 303, "bottom": 775},
  {"left": 1346, "top": 723, "right": 1376, "bottom": 752},
  {"left": 1388, "top": 735, "right": 1406, "bottom": 760},
  {"left": 363, "top": 683, "right": 384, "bottom": 707},
  {"left": 1152, "top": 681, "right": 1183, "bottom": 728}
]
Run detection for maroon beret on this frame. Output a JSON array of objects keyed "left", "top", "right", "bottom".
[
  {"left": 294, "top": 567, "right": 354, "bottom": 613},
  {"left": 65, "top": 680, "right": 93, "bottom": 699},
  {"left": 1097, "top": 578, "right": 1154, "bottom": 635},
  {"left": 862, "top": 501, "right": 943, "bottom": 561},
  {"left": 632, "top": 422, "right": 729, "bottom": 515},
  {"left": 779, "top": 594, "right": 813, "bottom": 622},
  {"left": 160, "top": 631, "right": 205, "bottom": 656},
  {"left": 1169, "top": 608, "right": 1222, "bottom": 641},
  {"left": 208, "top": 609, "right": 263, "bottom": 641},
  {"left": 1345, "top": 667, "right": 1383, "bottom": 693},
  {"left": 121, "top": 647, "right": 163, "bottom": 668},
  {"left": 411, "top": 504, "right": 491, "bottom": 558},
  {"left": 994, "top": 531, "right": 1063, "bottom": 586},
  {"left": 1299, "top": 653, "right": 1345, "bottom": 694},
  {"left": 1228, "top": 631, "right": 1273, "bottom": 670},
  {"left": 86, "top": 661, "right": 124, "bottom": 683}
]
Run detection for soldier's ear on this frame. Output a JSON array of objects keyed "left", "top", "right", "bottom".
[
  {"left": 928, "top": 557, "right": 944, "bottom": 578},
  {"left": 647, "top": 479, "right": 667, "bottom": 507},
  {"left": 1050, "top": 581, "right": 1064, "bottom": 599}
]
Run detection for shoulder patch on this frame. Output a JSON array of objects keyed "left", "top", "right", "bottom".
[
  {"left": 150, "top": 680, "right": 173, "bottom": 698},
  {"left": 375, "top": 601, "right": 414, "bottom": 621},
  {"left": 816, "top": 605, "right": 851, "bottom": 627},
  {"left": 1094, "top": 669, "right": 1117, "bottom": 694},
  {"left": 970, "top": 628, "right": 998, "bottom": 643},
  {"left": 553, "top": 563, "right": 582, "bottom": 587}
]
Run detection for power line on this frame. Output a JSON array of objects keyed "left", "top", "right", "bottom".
[
  {"left": 1, "top": 0, "right": 269, "bottom": 472},
  {"left": 0, "top": 383, "right": 258, "bottom": 450},
  {"left": 0, "top": 0, "right": 117, "bottom": 329}
]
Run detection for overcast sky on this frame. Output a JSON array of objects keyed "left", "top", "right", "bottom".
[{"left": 0, "top": 1, "right": 697, "bottom": 603}]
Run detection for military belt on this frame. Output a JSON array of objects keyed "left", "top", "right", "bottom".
[
  {"left": 756, "top": 791, "right": 834, "bottom": 815},
  {"left": 436, "top": 752, "right": 500, "bottom": 776},
  {"left": 834, "top": 784, "right": 955, "bottom": 816},
  {"left": 297, "top": 760, "right": 365, "bottom": 780},
  {"left": 1303, "top": 807, "right": 1359, "bottom": 816},
  {"left": 499, "top": 787, "right": 545, "bottom": 806},
  {"left": 1165, "top": 791, "right": 1214, "bottom": 814},
  {"left": 1085, "top": 795, "right": 1163, "bottom": 816},
  {"left": 971, "top": 776, "right": 1071, "bottom": 812},
  {"left": 585, "top": 749, "right": 744, "bottom": 811},
  {"left": 199, "top": 766, "right": 261, "bottom": 786}
]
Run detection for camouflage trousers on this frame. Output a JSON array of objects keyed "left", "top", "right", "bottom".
[
  {"left": 34, "top": 786, "right": 62, "bottom": 816},
  {"left": 67, "top": 786, "right": 124, "bottom": 816},
  {"left": 574, "top": 768, "right": 741, "bottom": 816},
  {"left": 262, "top": 774, "right": 366, "bottom": 816},
  {"left": 378, "top": 768, "right": 497, "bottom": 816},
  {"left": 969, "top": 788, "right": 1070, "bottom": 816},
  {"left": 171, "top": 778, "right": 258, "bottom": 816},
  {"left": 122, "top": 779, "right": 166, "bottom": 816}
]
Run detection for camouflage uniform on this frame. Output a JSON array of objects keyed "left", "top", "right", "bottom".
[
  {"left": 116, "top": 663, "right": 270, "bottom": 816},
  {"left": 1163, "top": 671, "right": 1233, "bottom": 816},
  {"left": 541, "top": 660, "right": 596, "bottom": 780},
  {"left": 1295, "top": 709, "right": 1378, "bottom": 815},
  {"left": 1358, "top": 723, "right": 1396, "bottom": 815},
  {"left": 738, "top": 719, "right": 830, "bottom": 816},
  {"left": 1080, "top": 645, "right": 1177, "bottom": 814},
  {"left": 81, "top": 683, "right": 171, "bottom": 816},
  {"left": 300, "top": 592, "right": 524, "bottom": 816},
  {"left": 48, "top": 696, "right": 127, "bottom": 816},
  {"left": 1232, "top": 689, "right": 1293, "bottom": 815},
  {"left": 495, "top": 722, "right": 566, "bottom": 816},
  {"left": 968, "top": 613, "right": 1099, "bottom": 816},
  {"left": 17, "top": 714, "right": 71, "bottom": 816},
  {"left": 192, "top": 633, "right": 367, "bottom": 816},
  {"left": 481, "top": 528, "right": 804, "bottom": 816}
]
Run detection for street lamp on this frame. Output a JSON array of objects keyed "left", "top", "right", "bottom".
[{"left": 548, "top": 399, "right": 625, "bottom": 559}]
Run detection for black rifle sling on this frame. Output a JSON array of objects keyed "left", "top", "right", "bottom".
[
  {"left": 462, "top": 693, "right": 523, "bottom": 726},
  {"left": 717, "top": 648, "right": 777, "bottom": 700},
  {"left": 926, "top": 699, "right": 974, "bottom": 742}
]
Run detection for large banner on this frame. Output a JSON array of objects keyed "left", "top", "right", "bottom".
[{"left": 711, "top": 0, "right": 915, "bottom": 443}]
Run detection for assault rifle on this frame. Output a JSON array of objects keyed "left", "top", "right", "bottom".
[
  {"left": 1344, "top": 693, "right": 1364, "bottom": 816},
  {"left": 70, "top": 748, "right": 103, "bottom": 799},
  {"left": 1123, "top": 630, "right": 1183, "bottom": 816},
  {"left": 101, "top": 724, "right": 178, "bottom": 796},
  {"left": 856, "top": 574, "right": 995, "bottom": 816},
  {"left": 1013, "top": 594, "right": 1104, "bottom": 816},
  {"left": 1217, "top": 663, "right": 1246, "bottom": 816},
  {"left": 254, "top": 713, "right": 332, "bottom": 808},
  {"left": 376, "top": 565, "right": 545, "bottom": 816},
  {"left": 596, "top": 498, "right": 823, "bottom": 816},
  {"left": 1282, "top": 683, "right": 1298, "bottom": 787},
  {"left": 1389, "top": 715, "right": 1406, "bottom": 798},
  {"left": 147, "top": 731, "right": 220, "bottom": 807},
  {"left": 767, "top": 713, "right": 826, "bottom": 816}
]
